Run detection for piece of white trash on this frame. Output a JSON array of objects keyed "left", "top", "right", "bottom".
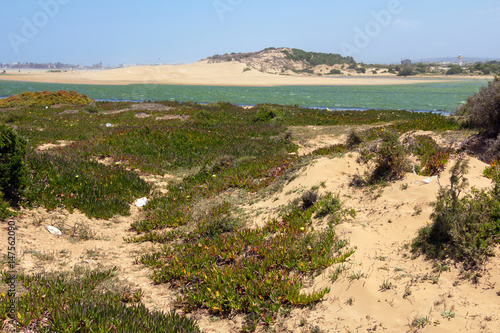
[
  {"left": 106, "top": 123, "right": 113, "bottom": 128},
  {"left": 134, "top": 197, "right": 148, "bottom": 207},
  {"left": 45, "top": 225, "right": 62, "bottom": 236},
  {"left": 422, "top": 176, "right": 438, "bottom": 184}
]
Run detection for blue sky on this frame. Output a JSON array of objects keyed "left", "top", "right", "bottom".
[{"left": 1, "top": 0, "right": 499, "bottom": 65}]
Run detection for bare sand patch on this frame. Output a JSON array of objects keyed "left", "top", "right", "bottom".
[{"left": 36, "top": 140, "right": 73, "bottom": 152}]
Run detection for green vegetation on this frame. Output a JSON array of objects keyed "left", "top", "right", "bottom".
[
  {"left": 410, "top": 77, "right": 500, "bottom": 271},
  {"left": 446, "top": 64, "right": 463, "bottom": 75},
  {"left": 370, "top": 130, "right": 410, "bottom": 183},
  {"left": 471, "top": 61, "right": 500, "bottom": 75},
  {"left": 412, "top": 157, "right": 500, "bottom": 269},
  {"left": 458, "top": 77, "right": 500, "bottom": 162},
  {"left": 0, "top": 90, "right": 467, "bottom": 331},
  {"left": 0, "top": 125, "right": 28, "bottom": 218},
  {"left": 457, "top": 76, "right": 500, "bottom": 133},
  {"left": 0, "top": 266, "right": 201, "bottom": 332},
  {"left": 408, "top": 135, "right": 450, "bottom": 176},
  {"left": 282, "top": 48, "right": 355, "bottom": 66},
  {"left": 397, "top": 66, "right": 415, "bottom": 77},
  {"left": 25, "top": 151, "right": 151, "bottom": 218},
  {"left": 141, "top": 194, "right": 353, "bottom": 331},
  {"left": 0, "top": 90, "right": 92, "bottom": 108}
]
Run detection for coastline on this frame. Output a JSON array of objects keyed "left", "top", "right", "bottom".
[{"left": 0, "top": 61, "right": 492, "bottom": 87}]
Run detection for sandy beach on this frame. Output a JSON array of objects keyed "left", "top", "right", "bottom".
[{"left": 0, "top": 61, "right": 483, "bottom": 86}]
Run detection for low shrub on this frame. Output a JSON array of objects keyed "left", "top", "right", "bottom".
[
  {"left": 301, "top": 190, "right": 318, "bottom": 209},
  {"left": 457, "top": 77, "right": 500, "bottom": 134},
  {"left": 0, "top": 90, "right": 92, "bottom": 108},
  {"left": 253, "top": 105, "right": 282, "bottom": 122},
  {"left": 346, "top": 129, "right": 363, "bottom": 149},
  {"left": 314, "top": 192, "right": 356, "bottom": 224},
  {"left": 370, "top": 130, "right": 410, "bottom": 183},
  {"left": 446, "top": 65, "right": 463, "bottom": 75},
  {"left": 195, "top": 202, "right": 241, "bottom": 238},
  {"left": 412, "top": 157, "right": 500, "bottom": 269},
  {"left": 0, "top": 125, "right": 28, "bottom": 203}
]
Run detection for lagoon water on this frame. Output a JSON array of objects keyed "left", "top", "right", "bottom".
[{"left": 0, "top": 79, "right": 489, "bottom": 112}]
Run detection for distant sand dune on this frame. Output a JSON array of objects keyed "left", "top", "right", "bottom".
[{"left": 0, "top": 61, "right": 464, "bottom": 86}]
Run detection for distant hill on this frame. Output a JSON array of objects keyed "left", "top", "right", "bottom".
[{"left": 205, "top": 47, "right": 356, "bottom": 75}]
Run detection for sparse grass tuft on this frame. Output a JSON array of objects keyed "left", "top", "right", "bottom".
[
  {"left": 347, "top": 271, "right": 367, "bottom": 281},
  {"left": 441, "top": 310, "right": 455, "bottom": 320},
  {"left": 410, "top": 316, "right": 431, "bottom": 330},
  {"left": 379, "top": 279, "right": 393, "bottom": 291}
]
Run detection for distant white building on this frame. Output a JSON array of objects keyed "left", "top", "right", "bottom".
[{"left": 457, "top": 54, "right": 464, "bottom": 66}]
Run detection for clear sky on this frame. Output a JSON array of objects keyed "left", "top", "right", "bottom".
[{"left": 1, "top": 0, "right": 499, "bottom": 65}]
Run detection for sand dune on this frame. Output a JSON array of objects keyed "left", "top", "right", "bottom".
[
  {"left": 0, "top": 61, "right": 455, "bottom": 86},
  {"left": 2, "top": 124, "right": 499, "bottom": 332}
]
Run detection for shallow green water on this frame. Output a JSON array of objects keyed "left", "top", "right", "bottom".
[{"left": 0, "top": 79, "right": 489, "bottom": 112}]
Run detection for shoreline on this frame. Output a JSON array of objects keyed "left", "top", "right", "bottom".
[{"left": 0, "top": 61, "right": 493, "bottom": 87}]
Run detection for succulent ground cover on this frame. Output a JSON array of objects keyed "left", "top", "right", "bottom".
[{"left": 5, "top": 89, "right": 498, "bottom": 332}]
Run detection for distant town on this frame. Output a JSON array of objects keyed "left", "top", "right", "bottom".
[{"left": 0, "top": 62, "right": 166, "bottom": 70}]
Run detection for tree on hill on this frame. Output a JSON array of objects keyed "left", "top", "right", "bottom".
[
  {"left": 446, "top": 65, "right": 463, "bottom": 75},
  {"left": 397, "top": 66, "right": 415, "bottom": 77},
  {"left": 282, "top": 49, "right": 355, "bottom": 66}
]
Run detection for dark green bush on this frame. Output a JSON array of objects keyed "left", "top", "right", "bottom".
[
  {"left": 0, "top": 125, "right": 28, "bottom": 203},
  {"left": 446, "top": 65, "right": 463, "bottom": 75},
  {"left": 397, "top": 67, "right": 415, "bottom": 77},
  {"left": 253, "top": 105, "right": 281, "bottom": 122},
  {"left": 301, "top": 190, "right": 318, "bottom": 209},
  {"left": 370, "top": 130, "right": 410, "bottom": 183},
  {"left": 412, "top": 158, "right": 500, "bottom": 269},
  {"left": 346, "top": 129, "right": 363, "bottom": 149},
  {"left": 457, "top": 77, "right": 500, "bottom": 134}
]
